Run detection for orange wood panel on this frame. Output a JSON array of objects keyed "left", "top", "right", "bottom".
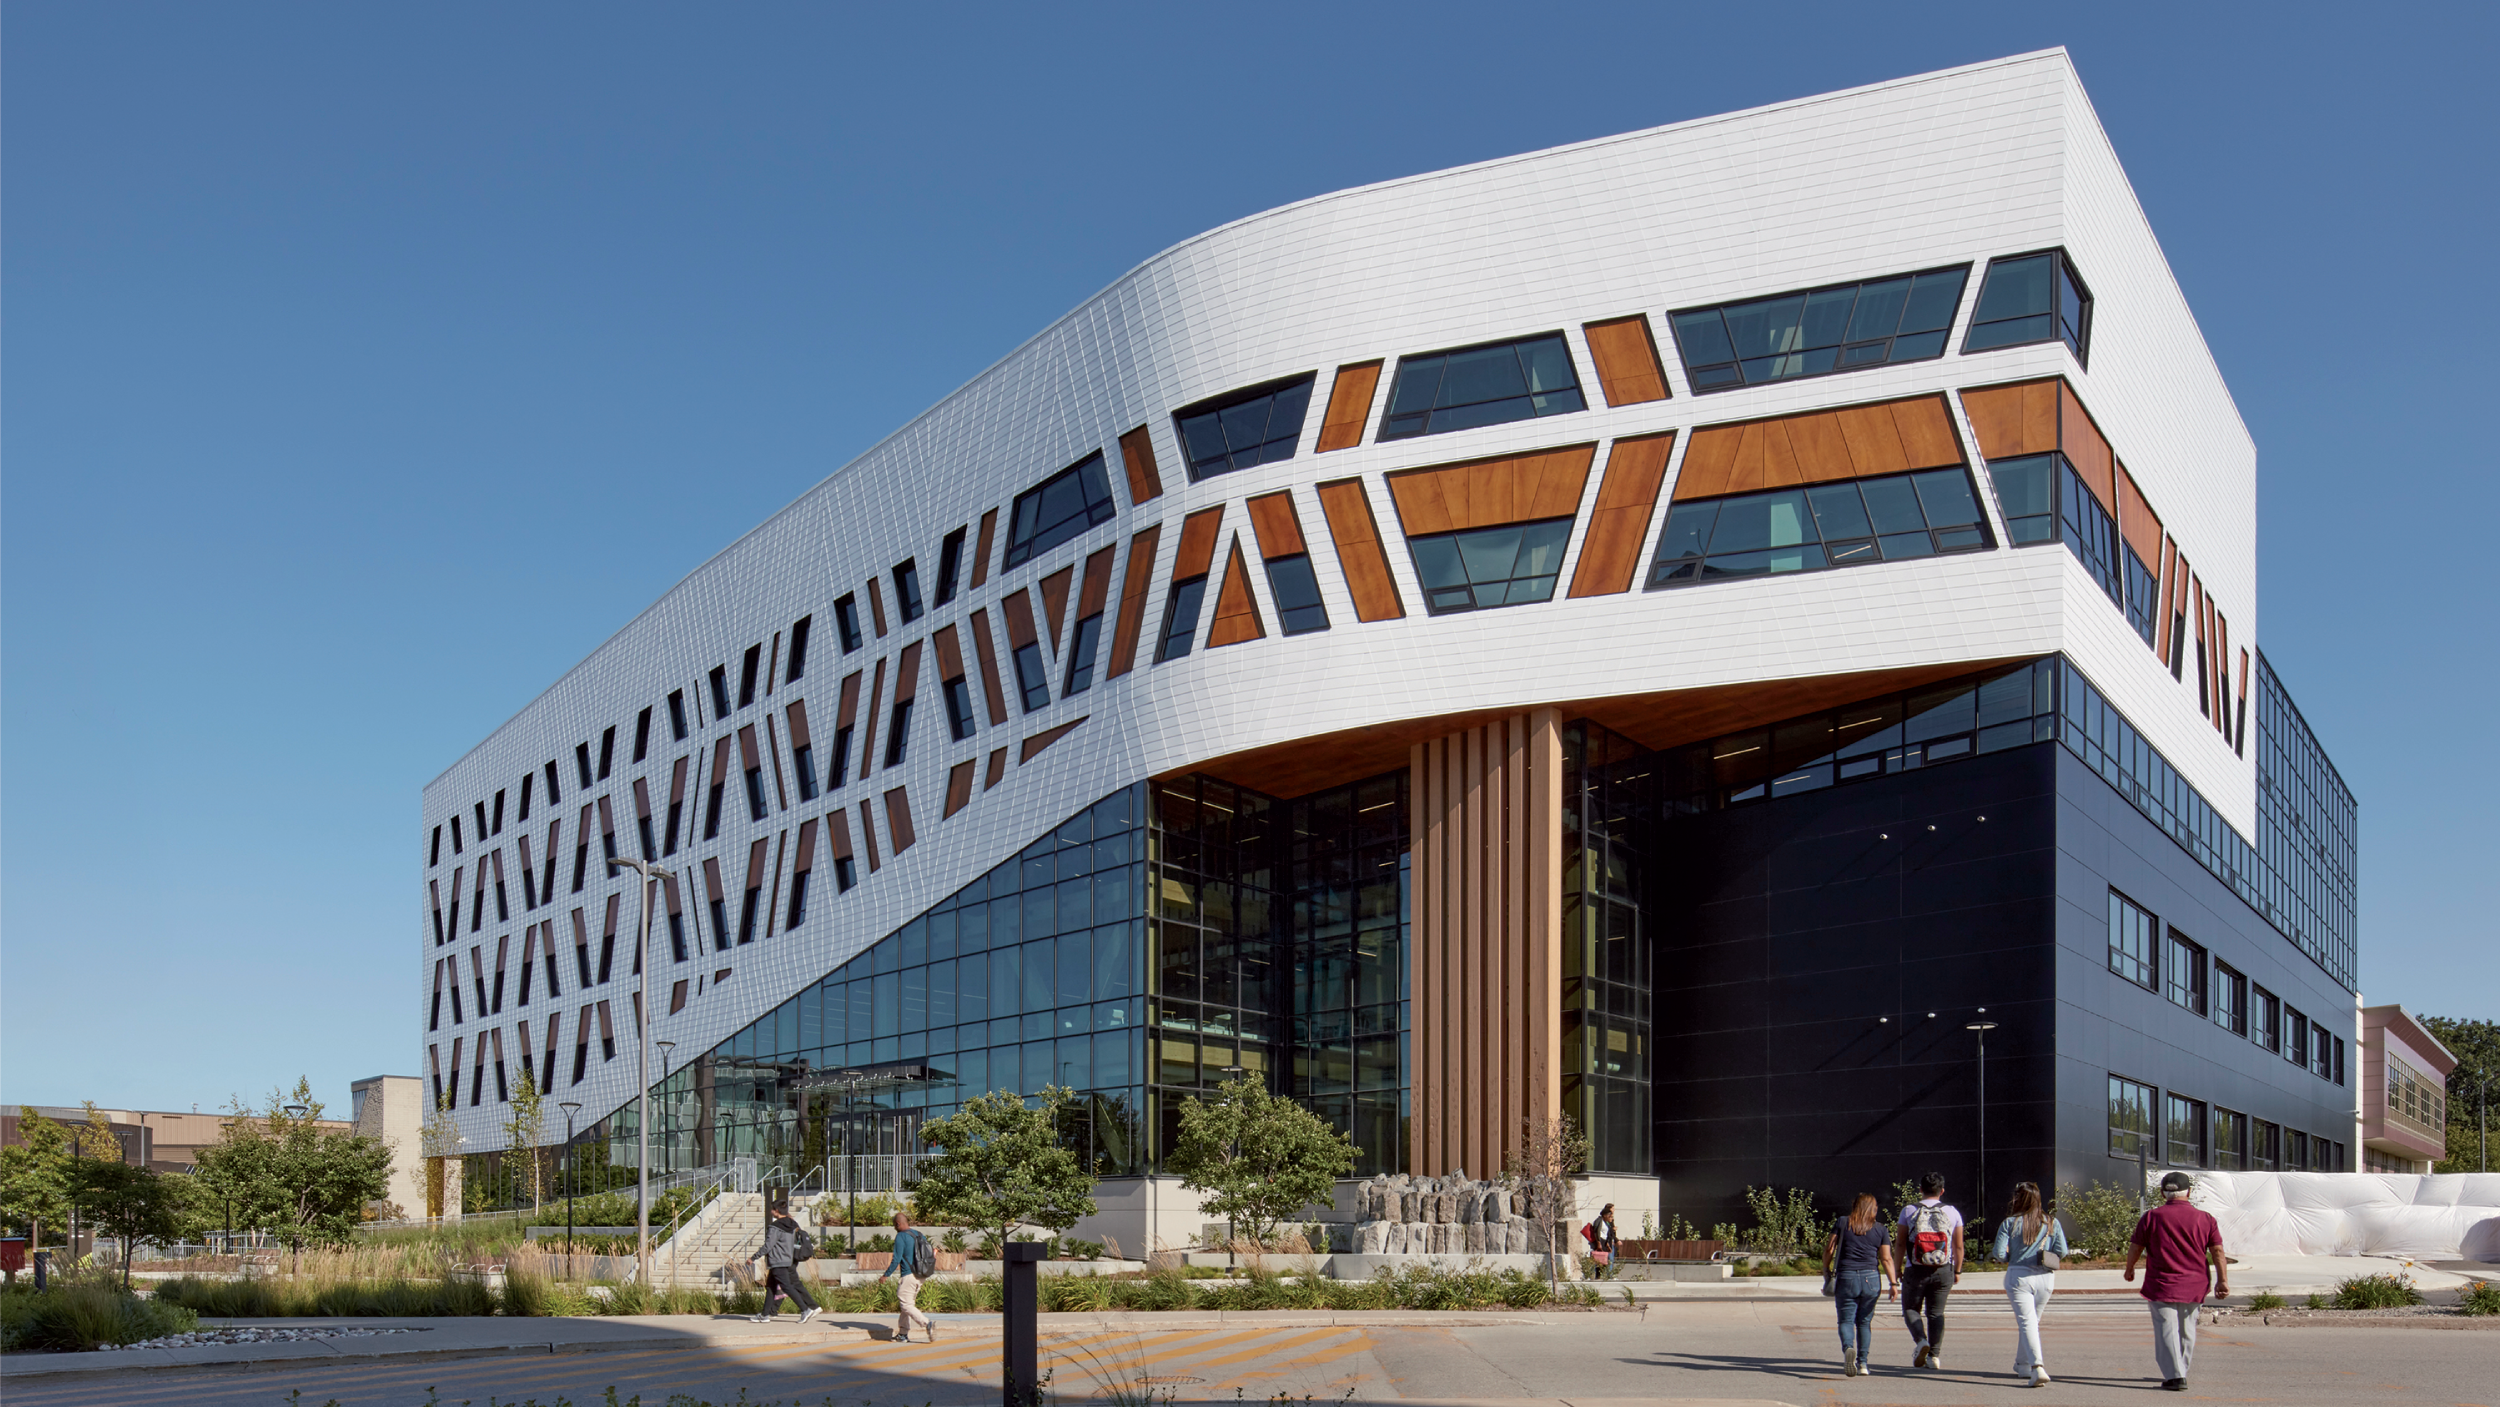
[
  {"left": 855, "top": 800, "right": 880, "bottom": 869},
  {"left": 932, "top": 625, "right": 965, "bottom": 684},
  {"left": 967, "top": 608, "right": 1008, "bottom": 725},
  {"left": 2115, "top": 465, "right": 2165, "bottom": 568},
  {"left": 2058, "top": 383, "right": 2117, "bottom": 515},
  {"left": 1673, "top": 423, "right": 1743, "bottom": 499},
  {"left": 1780, "top": 411, "right": 1854, "bottom": 482},
  {"left": 2154, "top": 537, "right": 2177, "bottom": 661},
  {"left": 2022, "top": 381, "right": 2060, "bottom": 454},
  {"left": 891, "top": 641, "right": 922, "bottom": 703},
  {"left": 1581, "top": 316, "right": 1669, "bottom": 407},
  {"left": 1038, "top": 566, "right": 1074, "bottom": 653},
  {"left": 1958, "top": 383, "right": 2034, "bottom": 460},
  {"left": 1105, "top": 524, "right": 1163, "bottom": 679},
  {"left": 1002, "top": 590, "right": 1039, "bottom": 651},
  {"left": 970, "top": 508, "right": 998, "bottom": 588},
  {"left": 1313, "top": 478, "right": 1405, "bottom": 622},
  {"left": 857, "top": 659, "right": 885, "bottom": 782},
  {"left": 866, "top": 577, "right": 888, "bottom": 637},
  {"left": 983, "top": 747, "right": 1007, "bottom": 790},
  {"left": 1316, "top": 360, "right": 1383, "bottom": 452},
  {"left": 835, "top": 670, "right": 862, "bottom": 730},
  {"left": 1173, "top": 506, "right": 1224, "bottom": 581},
  {"left": 1567, "top": 431, "right": 1677, "bottom": 598},
  {"left": 943, "top": 761, "right": 975, "bottom": 819},
  {"left": 1118, "top": 425, "right": 1164, "bottom": 505},
  {"left": 882, "top": 788, "right": 915, "bottom": 854},
  {"left": 1385, "top": 444, "right": 1597, "bottom": 533},
  {"left": 785, "top": 698, "right": 812, "bottom": 750},
  {"left": 1889, "top": 396, "right": 1966, "bottom": 468},
  {"left": 1075, "top": 544, "right": 1116, "bottom": 618},
  {"left": 1019, "top": 716, "right": 1086, "bottom": 764},
  {"left": 1206, "top": 538, "right": 1266, "bottom": 648},
  {"left": 1245, "top": 491, "right": 1308, "bottom": 558},
  {"left": 1833, "top": 404, "right": 1912, "bottom": 477}
]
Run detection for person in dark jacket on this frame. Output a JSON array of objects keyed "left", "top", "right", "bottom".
[
  {"left": 882, "top": 1212, "right": 935, "bottom": 1343},
  {"left": 746, "top": 1203, "right": 820, "bottom": 1324}
]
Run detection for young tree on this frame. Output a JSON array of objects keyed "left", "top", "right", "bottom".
[
  {"left": 72, "top": 1161, "right": 187, "bottom": 1291},
  {"left": 1168, "top": 1073, "right": 1356, "bottom": 1249},
  {"left": 912, "top": 1086, "right": 1098, "bottom": 1254},
  {"left": 0, "top": 1108, "right": 76, "bottom": 1251},
  {"left": 500, "top": 1070, "right": 549, "bottom": 1210},
  {"left": 1504, "top": 1110, "right": 1591, "bottom": 1289},
  {"left": 195, "top": 1079, "right": 393, "bottom": 1275}
]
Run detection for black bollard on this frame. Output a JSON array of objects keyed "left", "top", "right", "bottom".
[
  {"left": 33, "top": 1250, "right": 52, "bottom": 1292},
  {"left": 1002, "top": 1241, "right": 1045, "bottom": 1406}
]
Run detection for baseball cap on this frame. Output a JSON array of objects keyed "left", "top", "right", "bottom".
[{"left": 2159, "top": 1171, "right": 2194, "bottom": 1193}]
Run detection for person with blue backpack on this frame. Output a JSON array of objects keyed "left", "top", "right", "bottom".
[{"left": 881, "top": 1211, "right": 937, "bottom": 1343}]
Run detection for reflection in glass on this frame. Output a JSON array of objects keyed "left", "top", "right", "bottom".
[
  {"left": 1176, "top": 374, "right": 1316, "bottom": 481},
  {"left": 1649, "top": 468, "right": 1992, "bottom": 588},
  {"left": 1408, "top": 518, "right": 1573, "bottom": 615},
  {"left": 1673, "top": 266, "right": 1968, "bottom": 390},
  {"left": 1380, "top": 335, "right": 1586, "bottom": 440}
]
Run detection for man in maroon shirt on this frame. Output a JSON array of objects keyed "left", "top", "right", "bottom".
[{"left": 2123, "top": 1171, "right": 2229, "bottom": 1391}]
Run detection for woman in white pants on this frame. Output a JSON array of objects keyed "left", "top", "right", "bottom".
[{"left": 1991, "top": 1183, "right": 2069, "bottom": 1388}]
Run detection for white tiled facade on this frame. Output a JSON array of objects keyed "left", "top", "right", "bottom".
[{"left": 422, "top": 51, "right": 2264, "bottom": 1152}]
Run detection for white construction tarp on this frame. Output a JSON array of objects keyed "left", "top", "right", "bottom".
[{"left": 2168, "top": 1171, "right": 2500, "bottom": 1259}]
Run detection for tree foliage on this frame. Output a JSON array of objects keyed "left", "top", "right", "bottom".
[
  {"left": 0, "top": 1104, "right": 128, "bottom": 1250},
  {"left": 193, "top": 1078, "right": 393, "bottom": 1268},
  {"left": 912, "top": 1086, "right": 1098, "bottom": 1252},
  {"left": 1168, "top": 1074, "right": 1355, "bottom": 1247},
  {"left": 73, "top": 1161, "right": 188, "bottom": 1290},
  {"left": 2424, "top": 1016, "right": 2498, "bottom": 1174},
  {"left": 499, "top": 1070, "right": 549, "bottom": 1209}
]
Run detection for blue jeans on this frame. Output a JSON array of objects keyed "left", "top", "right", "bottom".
[{"left": 1835, "top": 1270, "right": 1882, "bottom": 1356}]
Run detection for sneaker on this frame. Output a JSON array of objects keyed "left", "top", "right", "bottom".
[
  {"left": 752, "top": 1313, "right": 771, "bottom": 1323},
  {"left": 1912, "top": 1346, "right": 1929, "bottom": 1369},
  {"left": 1928, "top": 1353, "right": 1945, "bottom": 1371},
  {"left": 799, "top": 1307, "right": 820, "bottom": 1325},
  {"left": 1842, "top": 1349, "right": 1857, "bottom": 1377},
  {"left": 2034, "top": 1367, "right": 2051, "bottom": 1387},
  {"left": 893, "top": 1333, "right": 913, "bottom": 1345},
  {"left": 2162, "top": 1379, "right": 2186, "bottom": 1391}
]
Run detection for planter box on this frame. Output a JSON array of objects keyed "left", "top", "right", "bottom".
[
  {"left": 852, "top": 1250, "right": 969, "bottom": 1273},
  {"left": 1617, "top": 1239, "right": 1727, "bottom": 1263},
  {"left": 1325, "top": 1252, "right": 1565, "bottom": 1279}
]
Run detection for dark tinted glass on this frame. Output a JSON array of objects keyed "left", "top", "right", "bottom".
[
  {"left": 1006, "top": 453, "right": 1117, "bottom": 568},
  {"left": 1647, "top": 467, "right": 1995, "bottom": 588},
  {"left": 1063, "top": 614, "right": 1103, "bottom": 695},
  {"left": 1407, "top": 518, "right": 1571, "bottom": 615},
  {"left": 934, "top": 527, "right": 967, "bottom": 606},
  {"left": 1174, "top": 374, "right": 1316, "bottom": 481},
  {"left": 1986, "top": 454, "right": 2058, "bottom": 543},
  {"left": 1672, "top": 265, "right": 1968, "bottom": 390},
  {"left": 892, "top": 559, "right": 924, "bottom": 623},
  {"left": 1379, "top": 335, "right": 1585, "bottom": 441},
  {"left": 1264, "top": 555, "right": 1329, "bottom": 635},
  {"left": 834, "top": 594, "right": 864, "bottom": 652},
  {"left": 1155, "top": 577, "right": 1207, "bottom": 662},
  {"left": 1966, "top": 250, "right": 2091, "bottom": 360}
]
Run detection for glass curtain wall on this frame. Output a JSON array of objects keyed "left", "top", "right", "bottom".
[
  {"left": 1563, "top": 722, "right": 1654, "bottom": 1176},
  {"left": 1286, "top": 772, "right": 1410, "bottom": 1176},
  {"left": 1146, "top": 776, "right": 1286, "bottom": 1165}
]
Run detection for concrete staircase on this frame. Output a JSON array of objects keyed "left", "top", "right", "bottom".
[{"left": 650, "top": 1191, "right": 766, "bottom": 1288}]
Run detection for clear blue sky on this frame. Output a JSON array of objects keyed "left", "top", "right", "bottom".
[{"left": 5, "top": 2, "right": 2492, "bottom": 1113}]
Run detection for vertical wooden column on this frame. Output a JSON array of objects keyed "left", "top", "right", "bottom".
[{"left": 1408, "top": 707, "right": 1562, "bottom": 1178}]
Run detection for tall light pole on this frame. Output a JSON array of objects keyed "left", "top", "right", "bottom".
[
  {"left": 610, "top": 856, "right": 673, "bottom": 1287},
  {"left": 656, "top": 1041, "right": 677, "bottom": 1173},
  {"left": 1965, "top": 1015, "right": 1998, "bottom": 1221},
  {"left": 558, "top": 1102, "right": 581, "bottom": 1282}
]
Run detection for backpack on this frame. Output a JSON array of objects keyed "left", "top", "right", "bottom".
[
  {"left": 908, "top": 1229, "right": 936, "bottom": 1278},
  {"left": 1908, "top": 1202, "right": 1956, "bottom": 1267},
  {"left": 793, "top": 1227, "right": 815, "bottom": 1261}
]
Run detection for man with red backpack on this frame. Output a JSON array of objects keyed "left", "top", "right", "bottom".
[{"left": 1894, "top": 1171, "right": 1964, "bottom": 1370}]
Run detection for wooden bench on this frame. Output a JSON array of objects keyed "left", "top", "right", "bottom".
[{"left": 1616, "top": 1239, "right": 1727, "bottom": 1263}]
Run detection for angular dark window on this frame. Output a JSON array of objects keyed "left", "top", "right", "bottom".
[
  {"left": 597, "top": 727, "right": 616, "bottom": 781},
  {"left": 786, "top": 615, "right": 812, "bottom": 684},
  {"left": 737, "top": 884, "right": 761, "bottom": 945},
  {"left": 835, "top": 595, "right": 864, "bottom": 653},
  {"left": 1154, "top": 578, "right": 1207, "bottom": 663},
  {"left": 1263, "top": 556, "right": 1330, "bottom": 635},
  {"left": 884, "top": 697, "right": 914, "bottom": 767},
  {"left": 430, "top": 825, "right": 443, "bottom": 866},
  {"left": 2124, "top": 548, "right": 2159, "bottom": 646},
  {"left": 2108, "top": 890, "right": 2156, "bottom": 990},
  {"left": 574, "top": 744, "right": 594, "bottom": 790},
  {"left": 1063, "top": 613, "right": 1104, "bottom": 695},
  {"left": 945, "top": 676, "right": 977, "bottom": 741},
  {"left": 834, "top": 855, "right": 858, "bottom": 892},
  {"left": 738, "top": 644, "right": 762, "bottom": 708},
  {"left": 709, "top": 666, "right": 733, "bottom": 719},
  {"left": 1994, "top": 456, "right": 2127, "bottom": 609},
  {"left": 744, "top": 760, "right": 768, "bottom": 822},
  {"left": 828, "top": 725, "right": 854, "bottom": 787},
  {"left": 543, "top": 760, "right": 561, "bottom": 807},
  {"left": 1014, "top": 641, "right": 1052, "bottom": 707},
  {"left": 1006, "top": 452, "right": 1118, "bottom": 569},
  {"left": 2164, "top": 930, "right": 2207, "bottom": 1016},
  {"left": 785, "top": 869, "right": 810, "bottom": 930},
  {"left": 632, "top": 708, "right": 652, "bottom": 764},
  {"left": 518, "top": 773, "right": 533, "bottom": 822},
  {"left": 794, "top": 744, "right": 818, "bottom": 801},
  {"left": 1380, "top": 334, "right": 1584, "bottom": 441},
  {"left": 1410, "top": 519, "right": 1571, "bottom": 615},
  {"left": 934, "top": 528, "right": 967, "bottom": 607},
  {"left": 667, "top": 689, "right": 688, "bottom": 741},
  {"left": 474, "top": 802, "right": 490, "bottom": 846},
  {"left": 1964, "top": 249, "right": 2092, "bottom": 362},
  {"left": 1671, "top": 265, "right": 1968, "bottom": 391},
  {"left": 892, "top": 559, "right": 924, "bottom": 623},
  {"left": 1650, "top": 468, "right": 1990, "bottom": 589},
  {"left": 450, "top": 816, "right": 464, "bottom": 854},
  {"left": 490, "top": 790, "right": 505, "bottom": 835},
  {"left": 1174, "top": 373, "right": 1316, "bottom": 481}
]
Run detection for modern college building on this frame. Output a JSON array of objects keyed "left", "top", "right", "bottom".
[{"left": 420, "top": 50, "right": 2360, "bottom": 1233}]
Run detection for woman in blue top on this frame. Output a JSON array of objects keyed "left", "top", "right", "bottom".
[
  {"left": 1823, "top": 1193, "right": 1896, "bottom": 1377},
  {"left": 1992, "top": 1182, "right": 2070, "bottom": 1388}
]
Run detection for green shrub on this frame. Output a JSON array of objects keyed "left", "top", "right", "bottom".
[
  {"left": 2053, "top": 1181, "right": 2142, "bottom": 1261},
  {"left": 2458, "top": 1280, "right": 2500, "bottom": 1316},
  {"left": 1736, "top": 1186, "right": 1823, "bottom": 1258},
  {"left": 153, "top": 1275, "right": 501, "bottom": 1319},
  {"left": 2246, "top": 1289, "right": 2285, "bottom": 1311},
  {"left": 2333, "top": 1273, "right": 2422, "bottom": 1310},
  {"left": 0, "top": 1282, "right": 199, "bottom": 1351}
]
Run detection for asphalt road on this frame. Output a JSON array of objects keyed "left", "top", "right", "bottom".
[{"left": 9, "top": 1303, "right": 2493, "bottom": 1407}]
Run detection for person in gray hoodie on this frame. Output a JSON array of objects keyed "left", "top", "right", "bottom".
[{"left": 747, "top": 1202, "right": 820, "bottom": 1324}]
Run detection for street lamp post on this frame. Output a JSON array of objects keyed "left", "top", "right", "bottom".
[
  {"left": 558, "top": 1102, "right": 582, "bottom": 1281},
  {"left": 1965, "top": 1016, "right": 1998, "bottom": 1220},
  {"left": 609, "top": 856, "right": 673, "bottom": 1287},
  {"left": 656, "top": 1041, "right": 677, "bottom": 1174}
]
